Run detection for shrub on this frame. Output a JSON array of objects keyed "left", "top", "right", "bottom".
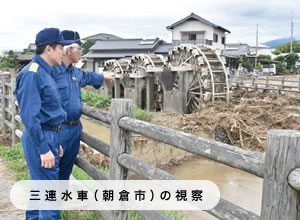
[
  {"left": 81, "top": 89, "right": 111, "bottom": 109},
  {"left": 133, "top": 107, "right": 152, "bottom": 122}
]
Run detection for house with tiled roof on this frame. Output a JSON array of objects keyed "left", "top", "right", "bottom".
[
  {"left": 83, "top": 38, "right": 172, "bottom": 72},
  {"left": 166, "top": 12, "right": 230, "bottom": 52},
  {"left": 82, "top": 33, "right": 122, "bottom": 41}
]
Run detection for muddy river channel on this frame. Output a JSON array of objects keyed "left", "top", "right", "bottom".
[{"left": 81, "top": 117, "right": 262, "bottom": 220}]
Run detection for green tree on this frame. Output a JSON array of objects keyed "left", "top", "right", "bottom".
[
  {"left": 276, "top": 63, "right": 288, "bottom": 74},
  {"left": 237, "top": 56, "right": 243, "bottom": 64},
  {"left": 237, "top": 56, "right": 254, "bottom": 71},
  {"left": 0, "top": 50, "right": 21, "bottom": 71},
  {"left": 242, "top": 61, "right": 253, "bottom": 71},
  {"left": 274, "top": 55, "right": 285, "bottom": 62},
  {"left": 257, "top": 62, "right": 263, "bottom": 72},
  {"left": 82, "top": 40, "right": 96, "bottom": 55},
  {"left": 258, "top": 54, "right": 272, "bottom": 60},
  {"left": 284, "top": 53, "right": 299, "bottom": 69},
  {"left": 272, "top": 41, "right": 300, "bottom": 54}
]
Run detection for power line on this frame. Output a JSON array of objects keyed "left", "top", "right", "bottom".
[{"left": 258, "top": 25, "right": 289, "bottom": 38}]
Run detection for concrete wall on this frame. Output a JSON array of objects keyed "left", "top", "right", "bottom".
[
  {"left": 212, "top": 28, "right": 226, "bottom": 53},
  {"left": 86, "top": 59, "right": 94, "bottom": 72}
]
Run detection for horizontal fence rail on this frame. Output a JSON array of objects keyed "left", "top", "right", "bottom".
[
  {"left": 232, "top": 76, "right": 300, "bottom": 96},
  {"left": 287, "top": 167, "right": 300, "bottom": 191},
  {"left": 118, "top": 116, "right": 265, "bottom": 177},
  {"left": 82, "top": 104, "right": 111, "bottom": 125},
  {"left": 75, "top": 155, "right": 109, "bottom": 180},
  {"left": 80, "top": 131, "right": 110, "bottom": 157},
  {"left": 135, "top": 210, "right": 172, "bottom": 220}
]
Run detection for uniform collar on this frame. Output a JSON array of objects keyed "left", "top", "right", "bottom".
[
  {"left": 67, "top": 63, "right": 74, "bottom": 72},
  {"left": 32, "top": 54, "right": 52, "bottom": 74},
  {"left": 61, "top": 61, "right": 74, "bottom": 72}
]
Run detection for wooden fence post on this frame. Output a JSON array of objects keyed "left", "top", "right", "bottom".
[
  {"left": 0, "top": 76, "right": 2, "bottom": 122},
  {"left": 110, "top": 99, "right": 132, "bottom": 220},
  {"left": 265, "top": 76, "right": 269, "bottom": 88},
  {"left": 276, "top": 87, "right": 280, "bottom": 99},
  {"left": 261, "top": 130, "right": 300, "bottom": 219},
  {"left": 252, "top": 76, "right": 255, "bottom": 87},
  {"left": 1, "top": 76, "right": 8, "bottom": 132},
  {"left": 10, "top": 69, "right": 17, "bottom": 144},
  {"left": 281, "top": 77, "right": 285, "bottom": 89},
  {"left": 0, "top": 76, "right": 2, "bottom": 125}
]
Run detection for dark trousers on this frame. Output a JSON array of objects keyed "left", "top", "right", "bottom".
[{"left": 22, "top": 128, "right": 61, "bottom": 220}]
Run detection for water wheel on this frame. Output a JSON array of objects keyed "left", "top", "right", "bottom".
[
  {"left": 167, "top": 44, "right": 230, "bottom": 113},
  {"left": 129, "top": 54, "right": 166, "bottom": 110},
  {"left": 103, "top": 59, "right": 131, "bottom": 98}
]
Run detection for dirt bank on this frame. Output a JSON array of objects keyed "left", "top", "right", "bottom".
[{"left": 80, "top": 113, "right": 198, "bottom": 171}]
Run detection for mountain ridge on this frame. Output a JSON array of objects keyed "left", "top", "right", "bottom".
[{"left": 263, "top": 37, "right": 300, "bottom": 48}]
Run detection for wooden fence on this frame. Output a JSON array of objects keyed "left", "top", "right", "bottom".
[
  {"left": 232, "top": 75, "right": 300, "bottom": 98},
  {"left": 0, "top": 69, "right": 21, "bottom": 144},
  {"left": 1, "top": 70, "right": 300, "bottom": 220}
]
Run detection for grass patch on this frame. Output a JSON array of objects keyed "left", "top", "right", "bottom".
[
  {"left": 81, "top": 89, "right": 111, "bottom": 109},
  {"left": 72, "top": 165, "right": 93, "bottom": 180},
  {"left": 72, "top": 164, "right": 109, "bottom": 180},
  {"left": 0, "top": 143, "right": 30, "bottom": 181},
  {"left": 133, "top": 107, "right": 152, "bottom": 122},
  {"left": 82, "top": 90, "right": 153, "bottom": 122},
  {"left": 99, "top": 166, "right": 110, "bottom": 176},
  {"left": 0, "top": 143, "right": 24, "bottom": 160},
  {"left": 161, "top": 210, "right": 188, "bottom": 220},
  {"left": 61, "top": 210, "right": 103, "bottom": 220}
]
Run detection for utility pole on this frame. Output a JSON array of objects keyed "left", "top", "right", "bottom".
[
  {"left": 290, "top": 11, "right": 293, "bottom": 53},
  {"left": 255, "top": 24, "right": 258, "bottom": 70}
]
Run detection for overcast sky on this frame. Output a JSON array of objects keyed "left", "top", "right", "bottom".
[{"left": 0, "top": 0, "right": 299, "bottom": 53}]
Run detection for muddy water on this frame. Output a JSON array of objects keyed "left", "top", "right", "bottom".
[
  {"left": 81, "top": 118, "right": 110, "bottom": 144},
  {"left": 169, "top": 157, "right": 263, "bottom": 219},
  {"left": 81, "top": 118, "right": 263, "bottom": 220}
]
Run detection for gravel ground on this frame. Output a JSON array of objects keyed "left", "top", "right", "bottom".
[{"left": 0, "top": 157, "right": 24, "bottom": 220}]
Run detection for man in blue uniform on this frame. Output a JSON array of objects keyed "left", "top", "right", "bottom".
[
  {"left": 14, "top": 28, "right": 73, "bottom": 219},
  {"left": 52, "top": 30, "right": 115, "bottom": 180}
]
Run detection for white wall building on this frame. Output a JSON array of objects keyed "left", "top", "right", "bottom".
[{"left": 166, "top": 13, "right": 230, "bottom": 53}]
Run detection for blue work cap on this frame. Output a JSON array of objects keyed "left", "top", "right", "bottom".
[
  {"left": 35, "top": 28, "right": 73, "bottom": 47},
  {"left": 61, "top": 30, "right": 83, "bottom": 45}
]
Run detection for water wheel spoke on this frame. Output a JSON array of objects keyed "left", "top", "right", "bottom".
[
  {"left": 177, "top": 54, "right": 183, "bottom": 66},
  {"left": 188, "top": 80, "right": 197, "bottom": 90},
  {"left": 190, "top": 101, "right": 197, "bottom": 111},
  {"left": 193, "top": 100, "right": 200, "bottom": 109},
  {"left": 189, "top": 91, "right": 201, "bottom": 95},
  {"left": 181, "top": 55, "right": 193, "bottom": 66},
  {"left": 190, "top": 85, "right": 201, "bottom": 91},
  {"left": 186, "top": 95, "right": 193, "bottom": 107},
  {"left": 194, "top": 96, "right": 201, "bottom": 101}
]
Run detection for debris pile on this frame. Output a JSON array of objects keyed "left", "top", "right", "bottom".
[{"left": 179, "top": 91, "right": 300, "bottom": 151}]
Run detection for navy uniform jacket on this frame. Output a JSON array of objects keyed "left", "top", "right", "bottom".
[
  {"left": 14, "top": 55, "right": 67, "bottom": 154},
  {"left": 52, "top": 62, "right": 104, "bottom": 121}
]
